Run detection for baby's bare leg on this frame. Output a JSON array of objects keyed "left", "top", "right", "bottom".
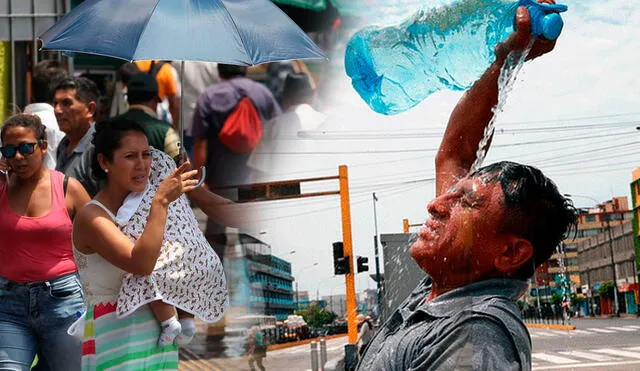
[
  {"left": 177, "top": 308, "right": 195, "bottom": 319},
  {"left": 149, "top": 300, "right": 178, "bottom": 321}
]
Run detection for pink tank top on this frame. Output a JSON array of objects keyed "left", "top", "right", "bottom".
[{"left": 0, "top": 170, "right": 77, "bottom": 282}]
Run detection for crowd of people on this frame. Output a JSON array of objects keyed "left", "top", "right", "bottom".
[
  {"left": 0, "top": 56, "right": 319, "bottom": 370},
  {"left": 0, "top": 1, "right": 579, "bottom": 370}
]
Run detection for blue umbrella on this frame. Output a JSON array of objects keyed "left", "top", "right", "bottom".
[
  {"left": 39, "top": 0, "right": 326, "bottom": 168},
  {"left": 39, "top": 0, "right": 326, "bottom": 65}
]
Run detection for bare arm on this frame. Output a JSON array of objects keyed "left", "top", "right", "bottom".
[
  {"left": 193, "top": 139, "right": 207, "bottom": 170},
  {"left": 65, "top": 177, "right": 91, "bottom": 220},
  {"left": 168, "top": 93, "right": 181, "bottom": 133},
  {"left": 435, "top": 3, "right": 557, "bottom": 196},
  {"left": 74, "top": 164, "right": 199, "bottom": 275},
  {"left": 187, "top": 186, "right": 252, "bottom": 228}
]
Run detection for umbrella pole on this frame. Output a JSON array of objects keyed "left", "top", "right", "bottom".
[
  {"left": 180, "top": 60, "right": 185, "bottom": 157},
  {"left": 180, "top": 60, "right": 206, "bottom": 187}
]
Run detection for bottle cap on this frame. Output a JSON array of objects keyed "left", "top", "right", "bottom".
[{"left": 518, "top": 0, "right": 568, "bottom": 40}]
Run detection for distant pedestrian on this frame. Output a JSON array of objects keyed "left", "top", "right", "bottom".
[
  {"left": 248, "top": 72, "right": 326, "bottom": 179},
  {"left": 192, "top": 63, "right": 281, "bottom": 257},
  {"left": 178, "top": 61, "right": 220, "bottom": 159},
  {"left": 22, "top": 59, "right": 68, "bottom": 170},
  {"left": 135, "top": 60, "right": 181, "bottom": 131},
  {"left": 53, "top": 76, "right": 102, "bottom": 196},
  {"left": 247, "top": 326, "right": 267, "bottom": 371},
  {"left": 356, "top": 314, "right": 374, "bottom": 356},
  {"left": 110, "top": 73, "right": 181, "bottom": 160}
]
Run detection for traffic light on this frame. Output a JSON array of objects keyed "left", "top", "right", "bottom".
[
  {"left": 332, "top": 242, "right": 350, "bottom": 275},
  {"left": 356, "top": 256, "right": 369, "bottom": 273}
]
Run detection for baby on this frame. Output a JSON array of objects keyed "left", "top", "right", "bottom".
[{"left": 115, "top": 148, "right": 228, "bottom": 346}]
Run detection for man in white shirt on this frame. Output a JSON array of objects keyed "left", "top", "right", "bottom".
[
  {"left": 19, "top": 60, "right": 67, "bottom": 169},
  {"left": 248, "top": 72, "right": 326, "bottom": 179},
  {"left": 178, "top": 61, "right": 220, "bottom": 159}
]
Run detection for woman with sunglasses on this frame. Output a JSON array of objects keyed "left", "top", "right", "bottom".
[{"left": 0, "top": 114, "right": 91, "bottom": 371}]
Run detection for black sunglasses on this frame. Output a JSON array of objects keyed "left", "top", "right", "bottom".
[{"left": 0, "top": 142, "right": 41, "bottom": 159}]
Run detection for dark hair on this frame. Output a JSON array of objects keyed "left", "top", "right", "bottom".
[
  {"left": 116, "top": 62, "right": 141, "bottom": 85},
  {"left": 32, "top": 60, "right": 69, "bottom": 103},
  {"left": 472, "top": 161, "right": 578, "bottom": 279},
  {"left": 1, "top": 114, "right": 46, "bottom": 143},
  {"left": 218, "top": 64, "right": 248, "bottom": 79},
  {"left": 282, "top": 72, "right": 314, "bottom": 105},
  {"left": 91, "top": 119, "right": 147, "bottom": 180},
  {"left": 54, "top": 76, "right": 100, "bottom": 106}
]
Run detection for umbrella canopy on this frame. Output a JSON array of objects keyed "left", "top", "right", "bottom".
[{"left": 39, "top": 0, "right": 326, "bottom": 65}]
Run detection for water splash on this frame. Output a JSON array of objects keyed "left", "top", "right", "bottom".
[{"left": 470, "top": 39, "right": 534, "bottom": 172}]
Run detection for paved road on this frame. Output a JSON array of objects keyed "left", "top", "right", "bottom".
[
  {"left": 180, "top": 336, "right": 348, "bottom": 371},
  {"left": 530, "top": 318, "right": 640, "bottom": 370}
]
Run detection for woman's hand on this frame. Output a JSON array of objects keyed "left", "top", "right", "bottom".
[{"left": 155, "top": 162, "right": 199, "bottom": 205}]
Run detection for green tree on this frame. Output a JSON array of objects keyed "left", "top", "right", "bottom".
[
  {"left": 598, "top": 281, "right": 615, "bottom": 299},
  {"left": 295, "top": 304, "right": 337, "bottom": 327},
  {"left": 570, "top": 293, "right": 585, "bottom": 306},
  {"left": 550, "top": 293, "right": 563, "bottom": 305}
]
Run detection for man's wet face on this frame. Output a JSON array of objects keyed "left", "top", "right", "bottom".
[{"left": 410, "top": 176, "right": 509, "bottom": 281}]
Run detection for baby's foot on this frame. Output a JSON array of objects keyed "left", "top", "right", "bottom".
[
  {"left": 175, "top": 318, "right": 197, "bottom": 346},
  {"left": 158, "top": 317, "right": 182, "bottom": 347}
]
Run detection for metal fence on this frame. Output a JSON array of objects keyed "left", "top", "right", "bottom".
[
  {"left": 260, "top": 323, "right": 348, "bottom": 347},
  {"left": 521, "top": 303, "right": 572, "bottom": 325}
]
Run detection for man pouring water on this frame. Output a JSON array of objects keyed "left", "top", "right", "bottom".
[{"left": 356, "top": 2, "right": 577, "bottom": 370}]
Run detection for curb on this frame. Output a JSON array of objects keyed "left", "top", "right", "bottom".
[
  {"left": 526, "top": 323, "right": 576, "bottom": 330},
  {"left": 267, "top": 334, "right": 348, "bottom": 352}
]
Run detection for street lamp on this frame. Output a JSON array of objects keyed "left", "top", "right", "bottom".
[
  {"left": 294, "top": 262, "right": 319, "bottom": 311},
  {"left": 372, "top": 193, "right": 383, "bottom": 317},
  {"left": 565, "top": 193, "right": 620, "bottom": 317}
]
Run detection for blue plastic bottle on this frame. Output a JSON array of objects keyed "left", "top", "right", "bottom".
[{"left": 344, "top": 0, "right": 568, "bottom": 115}]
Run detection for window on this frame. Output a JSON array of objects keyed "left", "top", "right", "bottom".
[{"left": 585, "top": 215, "right": 596, "bottom": 222}]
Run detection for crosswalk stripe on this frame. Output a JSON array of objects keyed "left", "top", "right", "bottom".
[
  {"left": 589, "top": 328, "right": 616, "bottom": 333},
  {"left": 532, "top": 353, "right": 580, "bottom": 364},
  {"left": 625, "top": 325, "right": 640, "bottom": 329},
  {"left": 533, "top": 360, "right": 640, "bottom": 370},
  {"left": 535, "top": 332, "right": 558, "bottom": 337},
  {"left": 571, "top": 330, "right": 593, "bottom": 335},
  {"left": 593, "top": 349, "right": 640, "bottom": 359},
  {"left": 557, "top": 350, "right": 620, "bottom": 362},
  {"left": 625, "top": 346, "right": 640, "bottom": 352},
  {"left": 606, "top": 326, "right": 637, "bottom": 332},
  {"left": 550, "top": 330, "right": 572, "bottom": 336}
]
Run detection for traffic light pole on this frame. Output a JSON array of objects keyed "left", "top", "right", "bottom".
[
  {"left": 340, "top": 166, "right": 358, "bottom": 344},
  {"left": 372, "top": 193, "right": 382, "bottom": 317},
  {"left": 219, "top": 166, "right": 359, "bottom": 345}
]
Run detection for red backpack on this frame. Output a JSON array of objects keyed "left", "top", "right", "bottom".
[{"left": 218, "top": 85, "right": 263, "bottom": 154}]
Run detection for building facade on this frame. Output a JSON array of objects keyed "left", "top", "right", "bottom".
[
  {"left": 577, "top": 220, "right": 639, "bottom": 315},
  {"left": 539, "top": 198, "right": 632, "bottom": 299},
  {"left": 225, "top": 234, "right": 296, "bottom": 321},
  {"left": 630, "top": 169, "right": 640, "bottom": 271},
  {"left": 295, "top": 290, "right": 311, "bottom": 311},
  {"left": 321, "top": 294, "right": 348, "bottom": 318}
]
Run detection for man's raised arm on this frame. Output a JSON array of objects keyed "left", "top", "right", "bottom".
[{"left": 435, "top": 3, "right": 557, "bottom": 196}]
